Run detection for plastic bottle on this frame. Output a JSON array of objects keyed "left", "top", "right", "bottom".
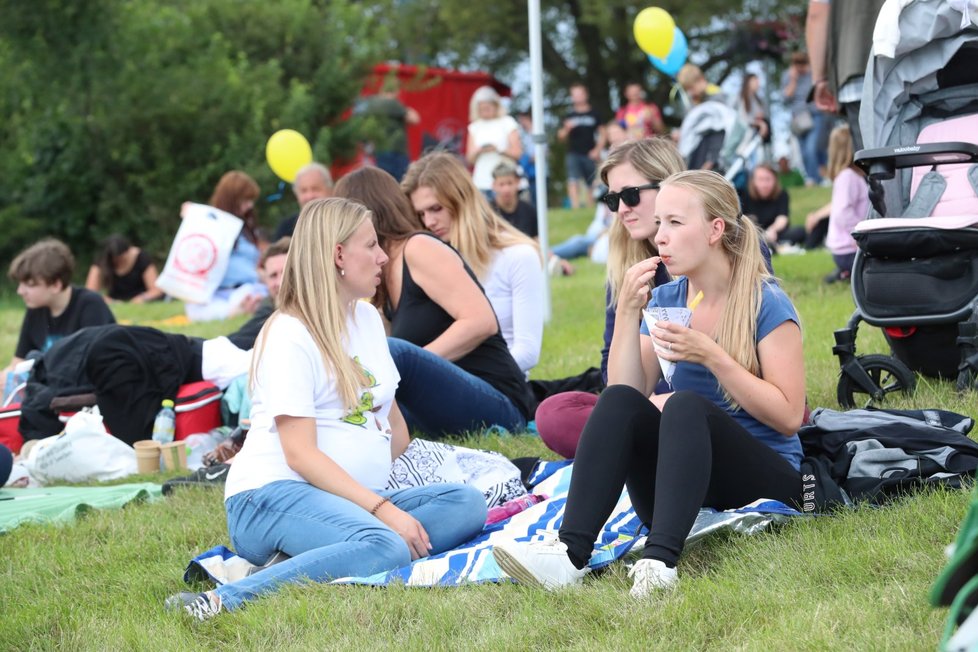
[
  {"left": 485, "top": 493, "right": 548, "bottom": 525},
  {"left": 152, "top": 399, "right": 176, "bottom": 444}
]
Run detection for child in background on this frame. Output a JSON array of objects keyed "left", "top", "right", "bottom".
[
  {"left": 2, "top": 238, "right": 115, "bottom": 397},
  {"left": 490, "top": 162, "right": 538, "bottom": 239},
  {"left": 823, "top": 125, "right": 868, "bottom": 283}
]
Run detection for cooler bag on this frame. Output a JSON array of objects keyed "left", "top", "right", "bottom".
[
  {"left": 174, "top": 381, "right": 223, "bottom": 440},
  {"left": 53, "top": 381, "right": 224, "bottom": 441},
  {"left": 0, "top": 404, "right": 24, "bottom": 454}
]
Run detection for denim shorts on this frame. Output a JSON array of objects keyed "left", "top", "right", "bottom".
[{"left": 565, "top": 152, "right": 596, "bottom": 182}]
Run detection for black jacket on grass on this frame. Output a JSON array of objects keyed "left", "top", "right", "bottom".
[{"left": 798, "top": 407, "right": 978, "bottom": 512}]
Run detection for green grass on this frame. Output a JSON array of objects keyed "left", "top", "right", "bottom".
[{"left": 1, "top": 189, "right": 970, "bottom": 650}]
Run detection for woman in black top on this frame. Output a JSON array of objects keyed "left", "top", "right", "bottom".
[
  {"left": 85, "top": 235, "right": 163, "bottom": 303},
  {"left": 333, "top": 167, "right": 532, "bottom": 438},
  {"left": 741, "top": 164, "right": 804, "bottom": 250}
]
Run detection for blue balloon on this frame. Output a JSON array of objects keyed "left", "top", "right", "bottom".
[{"left": 648, "top": 27, "right": 688, "bottom": 78}]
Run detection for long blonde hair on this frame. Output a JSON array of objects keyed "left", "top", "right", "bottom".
[
  {"left": 401, "top": 152, "right": 536, "bottom": 279},
  {"left": 600, "top": 137, "right": 687, "bottom": 303},
  {"left": 660, "top": 170, "right": 771, "bottom": 392},
  {"left": 253, "top": 197, "right": 372, "bottom": 411},
  {"left": 826, "top": 124, "right": 855, "bottom": 181}
]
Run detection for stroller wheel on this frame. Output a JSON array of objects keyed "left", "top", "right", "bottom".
[
  {"left": 957, "top": 368, "right": 978, "bottom": 394},
  {"left": 837, "top": 354, "right": 916, "bottom": 409}
]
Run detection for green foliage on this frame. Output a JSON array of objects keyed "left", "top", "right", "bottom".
[
  {"left": 0, "top": 0, "right": 384, "bottom": 269},
  {"left": 381, "top": 0, "right": 809, "bottom": 117}
]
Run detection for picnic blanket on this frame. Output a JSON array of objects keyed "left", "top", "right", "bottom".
[
  {"left": 184, "top": 462, "right": 800, "bottom": 587},
  {"left": 0, "top": 482, "right": 163, "bottom": 534}
]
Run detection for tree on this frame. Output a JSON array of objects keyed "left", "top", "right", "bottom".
[
  {"left": 381, "top": 0, "right": 808, "bottom": 119},
  {"left": 0, "top": 0, "right": 384, "bottom": 266}
]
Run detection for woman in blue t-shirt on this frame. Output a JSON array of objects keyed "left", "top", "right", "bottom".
[{"left": 493, "top": 170, "right": 805, "bottom": 599}]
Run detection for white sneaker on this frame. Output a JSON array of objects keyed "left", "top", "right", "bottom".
[
  {"left": 492, "top": 534, "right": 589, "bottom": 590},
  {"left": 628, "top": 559, "right": 678, "bottom": 599}
]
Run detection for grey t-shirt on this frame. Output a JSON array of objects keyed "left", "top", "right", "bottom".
[{"left": 781, "top": 68, "right": 814, "bottom": 116}]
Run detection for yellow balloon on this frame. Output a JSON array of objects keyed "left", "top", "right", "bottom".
[
  {"left": 265, "top": 129, "right": 313, "bottom": 183},
  {"left": 633, "top": 7, "right": 676, "bottom": 59}
]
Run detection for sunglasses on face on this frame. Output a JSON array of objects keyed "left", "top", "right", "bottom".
[{"left": 600, "top": 182, "right": 660, "bottom": 212}]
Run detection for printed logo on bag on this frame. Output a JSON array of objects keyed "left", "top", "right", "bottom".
[
  {"left": 173, "top": 234, "right": 219, "bottom": 277},
  {"left": 801, "top": 473, "right": 816, "bottom": 513}
]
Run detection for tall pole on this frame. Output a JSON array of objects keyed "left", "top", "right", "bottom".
[{"left": 528, "top": 0, "right": 551, "bottom": 321}]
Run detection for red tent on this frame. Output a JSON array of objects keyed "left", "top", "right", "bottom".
[{"left": 332, "top": 63, "right": 511, "bottom": 179}]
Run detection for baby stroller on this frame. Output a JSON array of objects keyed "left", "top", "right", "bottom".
[
  {"left": 676, "top": 95, "right": 763, "bottom": 184},
  {"left": 832, "top": 0, "right": 978, "bottom": 408}
]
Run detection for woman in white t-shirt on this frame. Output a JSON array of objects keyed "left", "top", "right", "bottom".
[
  {"left": 165, "top": 198, "right": 487, "bottom": 621},
  {"left": 465, "top": 86, "right": 522, "bottom": 196},
  {"left": 403, "top": 152, "right": 544, "bottom": 374}
]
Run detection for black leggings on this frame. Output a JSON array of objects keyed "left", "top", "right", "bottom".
[{"left": 559, "top": 385, "right": 801, "bottom": 568}]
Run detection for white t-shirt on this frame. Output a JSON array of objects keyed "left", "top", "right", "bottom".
[
  {"left": 468, "top": 115, "right": 520, "bottom": 190},
  {"left": 224, "top": 302, "right": 400, "bottom": 498},
  {"left": 482, "top": 243, "right": 544, "bottom": 373}
]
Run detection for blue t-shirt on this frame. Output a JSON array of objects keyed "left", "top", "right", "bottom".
[
  {"left": 221, "top": 236, "right": 261, "bottom": 289},
  {"left": 640, "top": 276, "right": 803, "bottom": 469}
]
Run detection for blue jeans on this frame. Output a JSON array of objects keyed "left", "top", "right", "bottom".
[
  {"left": 217, "top": 480, "right": 487, "bottom": 610},
  {"left": 799, "top": 111, "right": 824, "bottom": 184},
  {"left": 374, "top": 151, "right": 409, "bottom": 183},
  {"left": 387, "top": 337, "right": 526, "bottom": 437},
  {"left": 552, "top": 233, "right": 598, "bottom": 260},
  {"left": 565, "top": 152, "right": 596, "bottom": 183}
]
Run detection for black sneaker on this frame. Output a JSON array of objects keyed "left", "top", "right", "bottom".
[
  {"left": 161, "top": 464, "right": 231, "bottom": 495},
  {"left": 164, "top": 591, "right": 222, "bottom": 621}
]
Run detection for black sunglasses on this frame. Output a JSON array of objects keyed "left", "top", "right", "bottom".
[{"left": 600, "top": 182, "right": 660, "bottom": 212}]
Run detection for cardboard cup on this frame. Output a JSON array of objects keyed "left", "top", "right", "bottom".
[
  {"left": 160, "top": 441, "right": 188, "bottom": 471},
  {"left": 134, "top": 440, "right": 162, "bottom": 474},
  {"left": 643, "top": 306, "right": 692, "bottom": 386}
]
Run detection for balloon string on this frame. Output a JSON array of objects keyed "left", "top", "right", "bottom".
[{"left": 265, "top": 181, "right": 286, "bottom": 204}]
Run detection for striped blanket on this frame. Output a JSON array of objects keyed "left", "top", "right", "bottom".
[{"left": 185, "top": 461, "right": 800, "bottom": 587}]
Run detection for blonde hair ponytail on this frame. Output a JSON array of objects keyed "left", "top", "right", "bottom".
[{"left": 660, "top": 171, "right": 772, "bottom": 401}]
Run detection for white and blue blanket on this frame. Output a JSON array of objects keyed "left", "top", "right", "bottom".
[{"left": 184, "top": 461, "right": 801, "bottom": 587}]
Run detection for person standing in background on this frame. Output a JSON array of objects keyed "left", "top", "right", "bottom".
[
  {"left": 359, "top": 79, "right": 421, "bottom": 182},
  {"left": 465, "top": 86, "right": 522, "bottom": 200},
  {"left": 515, "top": 110, "right": 539, "bottom": 206},
  {"left": 615, "top": 82, "right": 666, "bottom": 140},
  {"left": 806, "top": 0, "right": 887, "bottom": 152},
  {"left": 558, "top": 83, "right": 605, "bottom": 210},
  {"left": 781, "top": 51, "right": 823, "bottom": 186}
]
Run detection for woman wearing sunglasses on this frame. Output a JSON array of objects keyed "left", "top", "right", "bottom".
[
  {"left": 533, "top": 137, "right": 684, "bottom": 458},
  {"left": 493, "top": 170, "right": 805, "bottom": 599}
]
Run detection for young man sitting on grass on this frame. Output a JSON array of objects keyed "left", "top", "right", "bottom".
[
  {"left": 1, "top": 238, "right": 115, "bottom": 399},
  {"left": 14, "top": 238, "right": 291, "bottom": 448}
]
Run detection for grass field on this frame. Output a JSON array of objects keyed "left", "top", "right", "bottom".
[{"left": 1, "top": 187, "right": 973, "bottom": 650}]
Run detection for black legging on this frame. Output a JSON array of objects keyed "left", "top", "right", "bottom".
[{"left": 559, "top": 385, "right": 801, "bottom": 568}]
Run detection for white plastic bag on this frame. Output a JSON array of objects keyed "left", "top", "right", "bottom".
[
  {"left": 26, "top": 407, "right": 137, "bottom": 484},
  {"left": 156, "top": 202, "right": 244, "bottom": 304}
]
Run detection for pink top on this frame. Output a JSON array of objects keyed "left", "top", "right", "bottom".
[
  {"left": 615, "top": 102, "right": 662, "bottom": 139},
  {"left": 825, "top": 167, "right": 869, "bottom": 256}
]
